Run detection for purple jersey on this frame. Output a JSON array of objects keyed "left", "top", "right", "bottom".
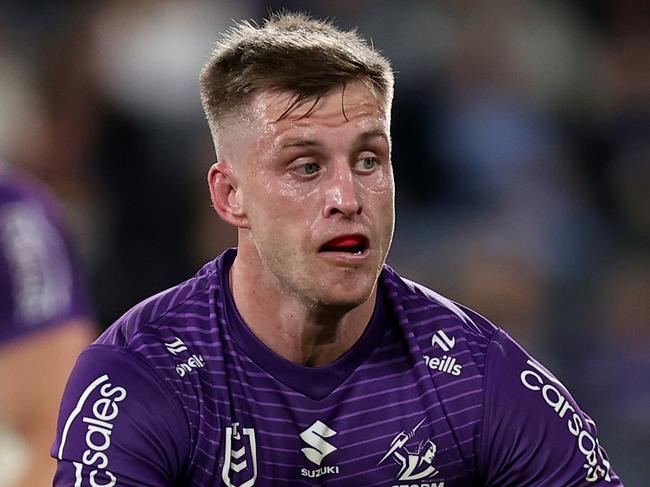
[
  {"left": 0, "top": 166, "right": 91, "bottom": 344},
  {"left": 52, "top": 248, "right": 621, "bottom": 486}
]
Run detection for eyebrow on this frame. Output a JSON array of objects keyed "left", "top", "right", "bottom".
[
  {"left": 356, "top": 129, "right": 389, "bottom": 146},
  {"left": 279, "top": 139, "right": 322, "bottom": 150},
  {"left": 278, "top": 129, "right": 389, "bottom": 150}
]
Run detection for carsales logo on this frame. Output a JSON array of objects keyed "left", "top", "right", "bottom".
[
  {"left": 57, "top": 374, "right": 127, "bottom": 486},
  {"left": 520, "top": 359, "right": 611, "bottom": 483}
]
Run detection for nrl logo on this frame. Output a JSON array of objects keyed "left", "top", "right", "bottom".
[{"left": 221, "top": 422, "right": 258, "bottom": 487}]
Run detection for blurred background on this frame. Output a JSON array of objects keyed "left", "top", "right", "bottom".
[{"left": 0, "top": 0, "right": 647, "bottom": 484}]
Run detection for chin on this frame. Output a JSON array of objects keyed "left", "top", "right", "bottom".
[{"left": 312, "top": 276, "right": 376, "bottom": 311}]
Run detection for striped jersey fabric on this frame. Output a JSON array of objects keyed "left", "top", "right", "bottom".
[{"left": 52, "top": 248, "right": 621, "bottom": 486}]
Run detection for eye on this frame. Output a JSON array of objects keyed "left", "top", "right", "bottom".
[
  {"left": 354, "top": 157, "right": 378, "bottom": 173},
  {"left": 295, "top": 162, "right": 321, "bottom": 176}
]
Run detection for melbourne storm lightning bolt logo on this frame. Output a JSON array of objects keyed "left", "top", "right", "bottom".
[{"left": 379, "top": 418, "right": 440, "bottom": 482}]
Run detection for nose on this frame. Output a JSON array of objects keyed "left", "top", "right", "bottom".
[{"left": 322, "top": 162, "right": 362, "bottom": 218}]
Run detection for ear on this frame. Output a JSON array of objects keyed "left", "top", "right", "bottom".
[{"left": 208, "top": 162, "right": 249, "bottom": 229}]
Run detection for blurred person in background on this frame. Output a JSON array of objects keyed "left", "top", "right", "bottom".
[{"left": 0, "top": 162, "right": 96, "bottom": 486}]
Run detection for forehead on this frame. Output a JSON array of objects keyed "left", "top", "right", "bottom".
[{"left": 246, "top": 81, "right": 390, "bottom": 142}]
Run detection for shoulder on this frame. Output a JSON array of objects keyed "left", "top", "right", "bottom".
[
  {"left": 382, "top": 265, "right": 497, "bottom": 337},
  {"left": 381, "top": 266, "right": 499, "bottom": 372},
  {"left": 91, "top": 254, "right": 230, "bottom": 388},
  {"left": 52, "top": 254, "right": 235, "bottom": 483},
  {"left": 51, "top": 260, "right": 224, "bottom": 482},
  {"left": 476, "top": 327, "right": 621, "bottom": 485},
  {"left": 381, "top": 268, "right": 622, "bottom": 485},
  {"left": 52, "top": 343, "right": 191, "bottom": 484}
]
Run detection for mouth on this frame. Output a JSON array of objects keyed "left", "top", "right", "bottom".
[{"left": 318, "top": 234, "right": 370, "bottom": 256}]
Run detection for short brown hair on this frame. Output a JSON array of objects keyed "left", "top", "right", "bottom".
[{"left": 199, "top": 11, "right": 394, "bottom": 134}]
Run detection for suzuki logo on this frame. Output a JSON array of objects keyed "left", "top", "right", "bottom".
[
  {"left": 431, "top": 330, "right": 455, "bottom": 352},
  {"left": 300, "top": 420, "right": 337, "bottom": 466}
]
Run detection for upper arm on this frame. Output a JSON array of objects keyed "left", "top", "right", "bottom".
[
  {"left": 52, "top": 345, "right": 191, "bottom": 486},
  {"left": 477, "top": 330, "right": 622, "bottom": 486}
]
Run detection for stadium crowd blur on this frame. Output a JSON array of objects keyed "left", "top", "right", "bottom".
[{"left": 0, "top": 0, "right": 647, "bottom": 484}]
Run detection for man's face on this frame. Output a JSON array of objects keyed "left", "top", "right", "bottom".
[{"left": 227, "top": 81, "right": 394, "bottom": 309}]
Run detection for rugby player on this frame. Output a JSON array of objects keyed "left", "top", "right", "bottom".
[{"left": 52, "top": 13, "right": 622, "bottom": 486}]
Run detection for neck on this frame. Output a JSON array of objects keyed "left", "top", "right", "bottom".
[{"left": 229, "top": 241, "right": 377, "bottom": 367}]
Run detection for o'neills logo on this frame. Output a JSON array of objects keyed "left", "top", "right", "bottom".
[
  {"left": 175, "top": 353, "right": 206, "bottom": 377},
  {"left": 423, "top": 354, "right": 462, "bottom": 376},
  {"left": 57, "top": 374, "right": 127, "bottom": 486},
  {"left": 520, "top": 359, "right": 611, "bottom": 483}
]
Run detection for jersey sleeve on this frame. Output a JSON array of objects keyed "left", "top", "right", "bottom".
[
  {"left": 478, "top": 329, "right": 622, "bottom": 486},
  {"left": 0, "top": 190, "right": 92, "bottom": 344},
  {"left": 51, "top": 345, "right": 191, "bottom": 486}
]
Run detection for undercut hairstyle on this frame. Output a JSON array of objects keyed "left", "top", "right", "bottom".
[{"left": 199, "top": 11, "right": 394, "bottom": 137}]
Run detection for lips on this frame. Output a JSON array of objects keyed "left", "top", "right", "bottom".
[{"left": 319, "top": 235, "right": 369, "bottom": 254}]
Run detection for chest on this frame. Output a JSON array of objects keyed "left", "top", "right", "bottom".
[{"left": 184, "top": 352, "right": 481, "bottom": 486}]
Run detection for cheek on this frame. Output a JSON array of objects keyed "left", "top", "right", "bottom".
[
  {"left": 245, "top": 183, "right": 313, "bottom": 239},
  {"left": 274, "top": 177, "right": 322, "bottom": 204},
  {"left": 254, "top": 177, "right": 322, "bottom": 227},
  {"left": 359, "top": 165, "right": 394, "bottom": 196},
  {"left": 362, "top": 169, "right": 395, "bottom": 221}
]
